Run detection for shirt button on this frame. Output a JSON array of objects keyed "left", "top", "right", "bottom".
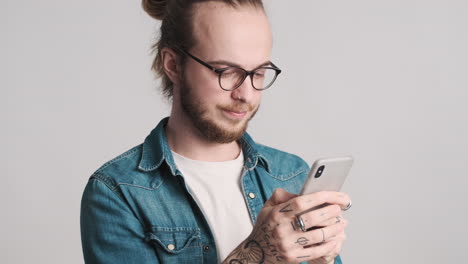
[
  {"left": 248, "top": 192, "right": 256, "bottom": 199},
  {"left": 167, "top": 244, "right": 175, "bottom": 251},
  {"left": 203, "top": 245, "right": 210, "bottom": 252}
]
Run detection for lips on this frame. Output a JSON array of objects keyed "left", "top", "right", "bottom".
[
  {"left": 223, "top": 106, "right": 249, "bottom": 111},
  {"left": 219, "top": 103, "right": 254, "bottom": 120},
  {"left": 223, "top": 109, "right": 247, "bottom": 119}
]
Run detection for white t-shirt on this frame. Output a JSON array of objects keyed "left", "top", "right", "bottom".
[{"left": 172, "top": 150, "right": 253, "bottom": 261}]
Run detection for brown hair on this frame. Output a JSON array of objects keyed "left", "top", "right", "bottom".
[{"left": 141, "top": 0, "right": 265, "bottom": 99}]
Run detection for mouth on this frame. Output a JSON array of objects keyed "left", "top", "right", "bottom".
[
  {"left": 219, "top": 102, "right": 255, "bottom": 121},
  {"left": 223, "top": 109, "right": 248, "bottom": 119}
]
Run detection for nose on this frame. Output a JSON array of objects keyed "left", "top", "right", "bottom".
[{"left": 231, "top": 75, "right": 257, "bottom": 102}]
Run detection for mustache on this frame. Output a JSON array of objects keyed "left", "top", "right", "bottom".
[{"left": 218, "top": 102, "right": 256, "bottom": 112}]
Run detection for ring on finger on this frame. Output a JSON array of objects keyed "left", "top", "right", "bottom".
[
  {"left": 320, "top": 228, "right": 326, "bottom": 243},
  {"left": 296, "top": 215, "right": 307, "bottom": 232},
  {"left": 342, "top": 200, "right": 352, "bottom": 211}
]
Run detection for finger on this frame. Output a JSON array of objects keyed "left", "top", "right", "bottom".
[
  {"left": 285, "top": 240, "right": 337, "bottom": 262},
  {"left": 305, "top": 228, "right": 347, "bottom": 263},
  {"left": 314, "top": 216, "right": 343, "bottom": 228},
  {"left": 264, "top": 188, "right": 298, "bottom": 207},
  {"left": 320, "top": 232, "right": 345, "bottom": 260},
  {"left": 271, "top": 215, "right": 344, "bottom": 247},
  {"left": 332, "top": 234, "right": 345, "bottom": 253},
  {"left": 296, "top": 204, "right": 342, "bottom": 230},
  {"left": 326, "top": 232, "right": 346, "bottom": 244},
  {"left": 305, "top": 223, "right": 345, "bottom": 245},
  {"left": 277, "top": 222, "right": 344, "bottom": 253},
  {"left": 315, "top": 215, "right": 348, "bottom": 229},
  {"left": 299, "top": 191, "right": 351, "bottom": 211},
  {"left": 272, "top": 192, "right": 351, "bottom": 219}
]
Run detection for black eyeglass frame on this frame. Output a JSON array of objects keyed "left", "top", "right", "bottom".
[{"left": 180, "top": 49, "right": 282, "bottom": 91}]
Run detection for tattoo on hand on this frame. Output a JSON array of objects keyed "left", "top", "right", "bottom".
[
  {"left": 227, "top": 240, "right": 264, "bottom": 264},
  {"left": 229, "top": 260, "right": 245, "bottom": 264},
  {"left": 261, "top": 224, "right": 285, "bottom": 262},
  {"left": 279, "top": 203, "right": 293, "bottom": 213},
  {"left": 295, "top": 237, "right": 310, "bottom": 246},
  {"left": 290, "top": 221, "right": 296, "bottom": 231}
]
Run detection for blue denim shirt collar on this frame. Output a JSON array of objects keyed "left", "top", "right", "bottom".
[{"left": 138, "top": 117, "right": 271, "bottom": 174}]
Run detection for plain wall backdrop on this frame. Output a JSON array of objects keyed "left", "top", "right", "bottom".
[{"left": 3, "top": 0, "right": 468, "bottom": 263}]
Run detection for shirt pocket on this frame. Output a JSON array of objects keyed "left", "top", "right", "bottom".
[{"left": 145, "top": 227, "right": 203, "bottom": 263}]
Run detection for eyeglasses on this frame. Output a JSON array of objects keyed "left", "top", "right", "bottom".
[{"left": 180, "top": 49, "right": 282, "bottom": 91}]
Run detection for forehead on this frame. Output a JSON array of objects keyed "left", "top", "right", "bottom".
[{"left": 191, "top": 2, "right": 272, "bottom": 67}]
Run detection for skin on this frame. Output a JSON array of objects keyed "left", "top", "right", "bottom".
[
  {"left": 163, "top": 2, "right": 269, "bottom": 162},
  {"left": 223, "top": 189, "right": 350, "bottom": 264},
  {"left": 160, "top": 2, "right": 350, "bottom": 263}
]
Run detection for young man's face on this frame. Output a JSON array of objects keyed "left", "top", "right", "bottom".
[{"left": 178, "top": 2, "right": 273, "bottom": 143}]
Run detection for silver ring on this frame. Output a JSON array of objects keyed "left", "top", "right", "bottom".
[
  {"left": 296, "top": 215, "right": 307, "bottom": 232},
  {"left": 320, "top": 228, "right": 326, "bottom": 243},
  {"left": 342, "top": 200, "right": 352, "bottom": 211}
]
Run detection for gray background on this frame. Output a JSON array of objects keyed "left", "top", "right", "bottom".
[{"left": 3, "top": 0, "right": 467, "bottom": 263}]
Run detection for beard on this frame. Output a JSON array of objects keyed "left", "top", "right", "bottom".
[{"left": 179, "top": 77, "right": 259, "bottom": 144}]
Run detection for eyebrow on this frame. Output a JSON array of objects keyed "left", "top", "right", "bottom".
[{"left": 207, "top": 60, "right": 272, "bottom": 69}]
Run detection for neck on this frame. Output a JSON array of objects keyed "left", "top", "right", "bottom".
[{"left": 165, "top": 108, "right": 241, "bottom": 162}]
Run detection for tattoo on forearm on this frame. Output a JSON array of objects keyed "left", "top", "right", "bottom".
[
  {"left": 295, "top": 237, "right": 310, "bottom": 246},
  {"left": 279, "top": 203, "right": 293, "bottom": 213}
]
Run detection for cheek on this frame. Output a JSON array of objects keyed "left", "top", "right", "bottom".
[{"left": 186, "top": 68, "right": 221, "bottom": 97}]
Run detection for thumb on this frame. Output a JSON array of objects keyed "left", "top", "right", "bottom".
[{"left": 265, "top": 188, "right": 298, "bottom": 207}]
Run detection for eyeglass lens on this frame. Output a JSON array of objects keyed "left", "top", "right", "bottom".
[{"left": 219, "top": 68, "right": 277, "bottom": 90}]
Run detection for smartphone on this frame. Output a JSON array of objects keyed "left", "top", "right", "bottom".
[{"left": 300, "top": 156, "right": 353, "bottom": 195}]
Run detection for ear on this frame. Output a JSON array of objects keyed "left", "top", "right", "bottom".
[{"left": 160, "top": 47, "right": 182, "bottom": 86}]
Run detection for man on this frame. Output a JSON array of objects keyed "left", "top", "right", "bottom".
[{"left": 80, "top": 0, "right": 351, "bottom": 263}]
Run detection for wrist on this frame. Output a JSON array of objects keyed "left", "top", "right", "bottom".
[{"left": 221, "top": 239, "right": 249, "bottom": 264}]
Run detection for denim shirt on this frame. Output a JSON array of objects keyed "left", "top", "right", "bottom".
[{"left": 80, "top": 117, "right": 343, "bottom": 264}]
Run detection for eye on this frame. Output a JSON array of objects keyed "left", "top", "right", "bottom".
[
  {"left": 255, "top": 72, "right": 265, "bottom": 77},
  {"left": 254, "top": 69, "right": 266, "bottom": 77},
  {"left": 220, "top": 68, "right": 241, "bottom": 79}
]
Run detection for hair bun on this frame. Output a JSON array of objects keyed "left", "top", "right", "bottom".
[{"left": 142, "top": 0, "right": 168, "bottom": 20}]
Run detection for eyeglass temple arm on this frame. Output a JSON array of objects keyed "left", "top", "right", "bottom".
[{"left": 179, "top": 49, "right": 218, "bottom": 72}]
